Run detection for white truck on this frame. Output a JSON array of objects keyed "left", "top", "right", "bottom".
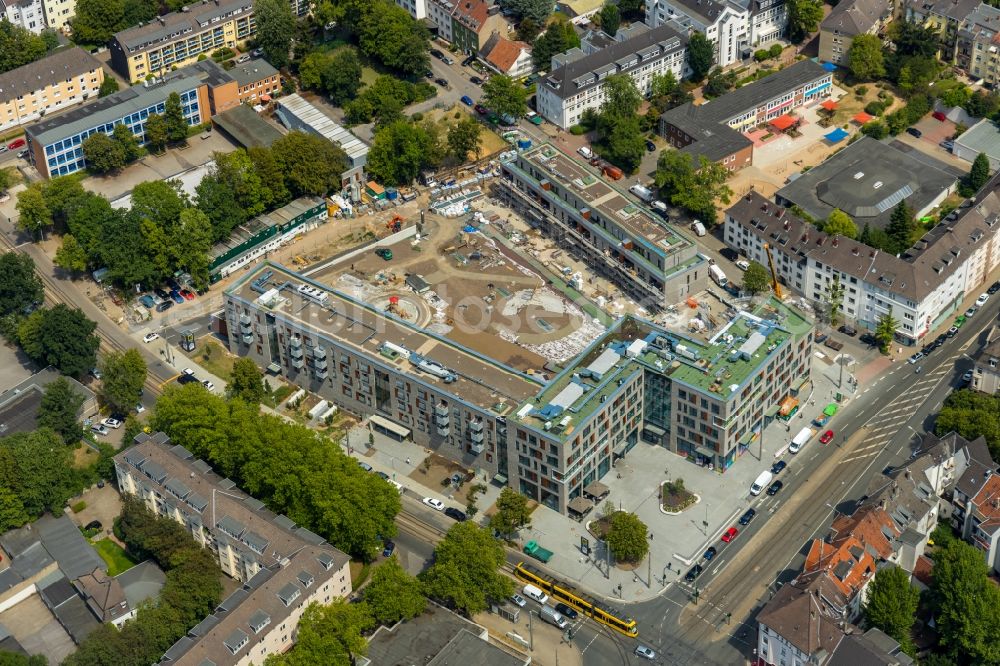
[
  {"left": 629, "top": 183, "right": 655, "bottom": 203},
  {"left": 709, "top": 264, "right": 728, "bottom": 288},
  {"left": 789, "top": 427, "right": 814, "bottom": 454},
  {"left": 750, "top": 470, "right": 774, "bottom": 496},
  {"left": 691, "top": 221, "right": 706, "bottom": 237},
  {"left": 540, "top": 605, "right": 569, "bottom": 629},
  {"left": 577, "top": 146, "right": 593, "bottom": 159}
]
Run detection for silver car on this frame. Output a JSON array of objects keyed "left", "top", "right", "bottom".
[{"left": 634, "top": 645, "right": 656, "bottom": 660}]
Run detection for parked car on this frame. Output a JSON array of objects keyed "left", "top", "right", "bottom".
[
  {"left": 977, "top": 293, "right": 990, "bottom": 307},
  {"left": 474, "top": 104, "right": 488, "bottom": 115},
  {"left": 154, "top": 288, "right": 170, "bottom": 300},
  {"left": 102, "top": 417, "right": 122, "bottom": 429},
  {"left": 382, "top": 541, "right": 395, "bottom": 557},
  {"left": 962, "top": 370, "right": 974, "bottom": 383},
  {"left": 736, "top": 259, "right": 750, "bottom": 271},
  {"left": 358, "top": 461, "right": 373, "bottom": 472},
  {"left": 460, "top": 95, "right": 474, "bottom": 106},
  {"left": 16, "top": 150, "right": 27, "bottom": 159},
  {"left": 444, "top": 507, "right": 467, "bottom": 521},
  {"left": 947, "top": 326, "right": 959, "bottom": 337},
  {"left": 89, "top": 367, "right": 102, "bottom": 380},
  {"left": 634, "top": 646, "right": 657, "bottom": 661},
  {"left": 84, "top": 520, "right": 102, "bottom": 531},
  {"left": 202, "top": 380, "right": 215, "bottom": 391},
  {"left": 470, "top": 75, "right": 483, "bottom": 85},
  {"left": 720, "top": 248, "right": 739, "bottom": 262},
  {"left": 859, "top": 333, "right": 877, "bottom": 347},
  {"left": 906, "top": 127, "right": 922, "bottom": 138},
  {"left": 143, "top": 332, "right": 159, "bottom": 343},
  {"left": 430, "top": 48, "right": 444, "bottom": 59},
  {"left": 738, "top": 508, "right": 757, "bottom": 526},
  {"left": 766, "top": 480, "right": 784, "bottom": 496},
  {"left": 139, "top": 295, "right": 156, "bottom": 309},
  {"left": 965, "top": 307, "right": 977, "bottom": 318},
  {"left": 771, "top": 460, "right": 787, "bottom": 475},
  {"left": 7, "top": 138, "right": 25, "bottom": 150},
  {"left": 837, "top": 325, "right": 857, "bottom": 337},
  {"left": 510, "top": 593, "right": 527, "bottom": 607},
  {"left": 684, "top": 564, "right": 703, "bottom": 582},
  {"left": 554, "top": 603, "right": 578, "bottom": 619},
  {"left": 703, "top": 546, "right": 717, "bottom": 561},
  {"left": 441, "top": 55, "right": 455, "bottom": 65},
  {"left": 940, "top": 140, "right": 955, "bottom": 150},
  {"left": 908, "top": 352, "right": 924, "bottom": 364},
  {"left": 422, "top": 497, "right": 444, "bottom": 511},
  {"left": 645, "top": 139, "right": 656, "bottom": 152},
  {"left": 251, "top": 47, "right": 263, "bottom": 57},
  {"left": 182, "top": 367, "right": 195, "bottom": 376},
  {"left": 434, "top": 78, "right": 449, "bottom": 88},
  {"left": 462, "top": 55, "right": 475, "bottom": 67},
  {"left": 169, "top": 290, "right": 184, "bottom": 304},
  {"left": 820, "top": 430, "right": 835, "bottom": 445},
  {"left": 236, "top": 54, "right": 250, "bottom": 63},
  {"left": 988, "top": 281, "right": 1000, "bottom": 295},
  {"left": 90, "top": 424, "right": 109, "bottom": 436},
  {"left": 155, "top": 301, "right": 173, "bottom": 312},
  {"left": 180, "top": 289, "right": 195, "bottom": 300},
  {"left": 721, "top": 527, "right": 739, "bottom": 543}
]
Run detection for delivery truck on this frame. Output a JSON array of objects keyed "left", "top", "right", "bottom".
[
  {"left": 709, "top": 264, "right": 728, "bottom": 288},
  {"left": 789, "top": 427, "right": 814, "bottom": 454},
  {"left": 523, "top": 540, "right": 554, "bottom": 563}
]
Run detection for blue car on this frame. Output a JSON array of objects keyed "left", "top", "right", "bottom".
[
  {"left": 139, "top": 294, "right": 155, "bottom": 309},
  {"left": 169, "top": 289, "right": 184, "bottom": 304},
  {"left": 460, "top": 95, "right": 474, "bottom": 106},
  {"left": 704, "top": 546, "right": 717, "bottom": 561}
]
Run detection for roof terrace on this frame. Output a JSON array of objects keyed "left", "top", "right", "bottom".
[
  {"left": 513, "top": 297, "right": 810, "bottom": 435},
  {"left": 227, "top": 263, "right": 543, "bottom": 414}
]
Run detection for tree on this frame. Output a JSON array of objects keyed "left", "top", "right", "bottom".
[
  {"left": 18, "top": 304, "right": 100, "bottom": 377},
  {"left": 98, "top": 76, "right": 119, "bottom": 97},
  {"left": 0, "top": 429, "right": 75, "bottom": 519},
  {"left": 0, "top": 486, "right": 29, "bottom": 535},
  {"left": 144, "top": 112, "right": 168, "bottom": 152},
  {"left": 163, "top": 92, "right": 189, "bottom": 143},
  {"left": 16, "top": 184, "right": 52, "bottom": 239},
  {"left": 363, "top": 556, "right": 427, "bottom": 625},
  {"left": 605, "top": 511, "right": 648, "bottom": 562},
  {"left": 885, "top": 200, "right": 915, "bottom": 254},
  {"left": 649, "top": 70, "right": 691, "bottom": 114},
  {"left": 931, "top": 537, "right": 1000, "bottom": 663},
  {"left": 704, "top": 67, "right": 737, "bottom": 98},
  {"left": 354, "top": 0, "right": 430, "bottom": 76},
  {"left": 597, "top": 114, "right": 645, "bottom": 172},
  {"left": 0, "top": 19, "right": 49, "bottom": 76},
  {"left": 847, "top": 34, "right": 885, "bottom": 81},
  {"left": 0, "top": 167, "right": 10, "bottom": 196},
  {"left": 742, "top": 260, "right": 770, "bottom": 295},
  {"left": 488, "top": 487, "right": 532, "bottom": 537},
  {"left": 823, "top": 209, "right": 858, "bottom": 239},
  {"left": 447, "top": 115, "right": 483, "bottom": 161},
  {"left": 501, "top": 0, "right": 551, "bottom": 22},
  {"left": 935, "top": 390, "right": 1000, "bottom": 459},
  {"left": 70, "top": 0, "right": 127, "bottom": 45},
  {"left": 859, "top": 222, "right": 894, "bottom": 252},
  {"left": 100, "top": 349, "right": 147, "bottom": 413},
  {"left": 175, "top": 207, "right": 214, "bottom": 288},
  {"left": 0, "top": 253, "right": 43, "bottom": 317},
  {"left": 654, "top": 151, "right": 732, "bottom": 223},
  {"left": 112, "top": 123, "right": 141, "bottom": 162},
  {"left": 54, "top": 234, "right": 89, "bottom": 273},
  {"left": 967, "top": 152, "right": 991, "bottom": 195},
  {"left": 266, "top": 601, "right": 372, "bottom": 666},
  {"left": 324, "top": 49, "right": 363, "bottom": 105},
  {"left": 864, "top": 565, "right": 918, "bottom": 655},
  {"left": 786, "top": 0, "right": 824, "bottom": 43},
  {"left": 861, "top": 120, "right": 888, "bottom": 139},
  {"left": 367, "top": 120, "right": 437, "bottom": 186},
  {"left": 271, "top": 131, "right": 348, "bottom": 197},
  {"left": 82, "top": 132, "right": 126, "bottom": 174},
  {"left": 598, "top": 3, "right": 620, "bottom": 36},
  {"left": 874, "top": 313, "right": 898, "bottom": 354},
  {"left": 37, "top": 377, "right": 85, "bottom": 444},
  {"left": 228, "top": 358, "right": 266, "bottom": 405},
  {"left": 420, "top": 522, "right": 513, "bottom": 615},
  {"left": 687, "top": 32, "right": 714, "bottom": 81},
  {"left": 254, "top": 0, "right": 295, "bottom": 68},
  {"left": 600, "top": 74, "right": 641, "bottom": 118},
  {"left": 482, "top": 74, "right": 527, "bottom": 119},
  {"left": 532, "top": 15, "right": 580, "bottom": 70}
]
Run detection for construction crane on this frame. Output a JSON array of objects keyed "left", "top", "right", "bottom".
[{"left": 762, "top": 243, "right": 783, "bottom": 299}]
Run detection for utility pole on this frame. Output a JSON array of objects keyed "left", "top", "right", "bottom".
[
  {"left": 647, "top": 552, "right": 651, "bottom": 588},
  {"left": 528, "top": 610, "right": 533, "bottom": 650}
]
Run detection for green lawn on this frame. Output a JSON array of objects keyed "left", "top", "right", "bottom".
[{"left": 93, "top": 538, "right": 137, "bottom": 576}]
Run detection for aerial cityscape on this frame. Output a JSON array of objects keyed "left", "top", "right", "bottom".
[{"left": 2, "top": 0, "right": 1000, "bottom": 663}]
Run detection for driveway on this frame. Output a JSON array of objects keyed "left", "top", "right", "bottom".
[{"left": 66, "top": 485, "right": 123, "bottom": 541}]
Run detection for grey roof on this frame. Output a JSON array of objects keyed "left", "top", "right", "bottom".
[
  {"left": 228, "top": 57, "right": 279, "bottom": 87},
  {"left": 955, "top": 119, "right": 1000, "bottom": 162},
  {"left": 776, "top": 137, "right": 957, "bottom": 230},
  {"left": 0, "top": 515, "right": 106, "bottom": 589},
  {"left": 0, "top": 47, "right": 103, "bottom": 101},
  {"left": 913, "top": 0, "right": 980, "bottom": 21},
  {"left": 115, "top": 560, "right": 166, "bottom": 608},
  {"left": 275, "top": 94, "right": 369, "bottom": 165},
  {"left": 821, "top": 0, "right": 891, "bottom": 36},
  {"left": 365, "top": 604, "right": 529, "bottom": 666},
  {"left": 541, "top": 22, "right": 686, "bottom": 99},
  {"left": 667, "top": 0, "right": 736, "bottom": 25},
  {"left": 114, "top": 0, "right": 253, "bottom": 52},
  {"left": 0, "top": 367, "right": 95, "bottom": 437},
  {"left": 828, "top": 627, "right": 914, "bottom": 665},
  {"left": 51, "top": 594, "right": 101, "bottom": 643},
  {"left": 39, "top": 576, "right": 78, "bottom": 608},
  {"left": 212, "top": 104, "right": 284, "bottom": 149},
  {"left": 660, "top": 102, "right": 753, "bottom": 161}
]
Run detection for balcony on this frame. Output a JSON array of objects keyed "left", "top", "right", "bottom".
[
  {"left": 241, "top": 332, "right": 253, "bottom": 345},
  {"left": 289, "top": 336, "right": 302, "bottom": 349},
  {"left": 470, "top": 430, "right": 484, "bottom": 444},
  {"left": 435, "top": 403, "right": 448, "bottom": 417},
  {"left": 436, "top": 425, "right": 450, "bottom": 437},
  {"left": 435, "top": 414, "right": 450, "bottom": 427},
  {"left": 289, "top": 346, "right": 303, "bottom": 359},
  {"left": 470, "top": 441, "right": 485, "bottom": 454},
  {"left": 313, "top": 346, "right": 326, "bottom": 358},
  {"left": 469, "top": 420, "right": 484, "bottom": 433},
  {"left": 239, "top": 313, "right": 251, "bottom": 326},
  {"left": 314, "top": 356, "right": 328, "bottom": 370},
  {"left": 315, "top": 367, "right": 328, "bottom": 380},
  {"left": 291, "top": 357, "right": 304, "bottom": 370}
]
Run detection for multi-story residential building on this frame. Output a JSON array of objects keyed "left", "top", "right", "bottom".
[
  {"left": 953, "top": 470, "right": 1000, "bottom": 572},
  {"left": 480, "top": 32, "right": 533, "bottom": 78},
  {"left": 0, "top": 47, "right": 104, "bottom": 134},
  {"left": 227, "top": 56, "right": 281, "bottom": 106},
  {"left": 659, "top": 59, "right": 830, "bottom": 169},
  {"left": 451, "top": 0, "right": 507, "bottom": 54},
  {"left": 646, "top": 0, "right": 786, "bottom": 67},
  {"left": 395, "top": 0, "right": 426, "bottom": 19},
  {"left": 819, "top": 0, "right": 894, "bottom": 66},
  {"left": 76, "top": 568, "right": 135, "bottom": 628},
  {"left": 24, "top": 59, "right": 276, "bottom": 178},
  {"left": 907, "top": 0, "right": 981, "bottom": 60},
  {"left": 954, "top": 3, "right": 1000, "bottom": 86},
  {"left": 41, "top": 0, "right": 74, "bottom": 31},
  {"left": 116, "top": 432, "right": 352, "bottom": 666},
  {"left": 428, "top": 0, "right": 456, "bottom": 41},
  {"left": 498, "top": 142, "right": 707, "bottom": 307},
  {"left": 1, "top": 0, "right": 44, "bottom": 32},
  {"left": 224, "top": 260, "right": 812, "bottom": 513},
  {"left": 725, "top": 173, "right": 1000, "bottom": 344},
  {"left": 971, "top": 327, "right": 1000, "bottom": 393},
  {"left": 536, "top": 22, "right": 688, "bottom": 129}
]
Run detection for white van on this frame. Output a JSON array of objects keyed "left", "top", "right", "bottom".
[
  {"left": 691, "top": 220, "right": 706, "bottom": 236},
  {"left": 750, "top": 470, "right": 774, "bottom": 496},
  {"left": 789, "top": 427, "right": 813, "bottom": 454},
  {"left": 522, "top": 583, "right": 549, "bottom": 604},
  {"left": 577, "top": 146, "right": 593, "bottom": 159}
]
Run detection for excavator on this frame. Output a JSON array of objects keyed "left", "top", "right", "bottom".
[
  {"left": 762, "top": 242, "right": 783, "bottom": 299},
  {"left": 387, "top": 214, "right": 403, "bottom": 233}
]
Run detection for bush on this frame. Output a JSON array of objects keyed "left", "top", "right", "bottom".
[
  {"left": 855, "top": 85, "right": 868, "bottom": 97},
  {"left": 865, "top": 100, "right": 887, "bottom": 116},
  {"left": 71, "top": 500, "right": 86, "bottom": 513},
  {"left": 569, "top": 124, "right": 587, "bottom": 135},
  {"left": 754, "top": 49, "right": 770, "bottom": 62},
  {"left": 769, "top": 43, "right": 783, "bottom": 58}
]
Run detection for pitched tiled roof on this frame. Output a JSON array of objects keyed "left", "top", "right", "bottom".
[
  {"left": 76, "top": 567, "right": 130, "bottom": 623},
  {"left": 482, "top": 34, "right": 529, "bottom": 73},
  {"left": 971, "top": 473, "right": 1000, "bottom": 531},
  {"left": 453, "top": 0, "right": 489, "bottom": 30},
  {"left": 757, "top": 578, "right": 851, "bottom": 656},
  {"left": 820, "top": 0, "right": 890, "bottom": 36}
]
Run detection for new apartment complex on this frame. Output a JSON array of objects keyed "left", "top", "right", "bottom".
[
  {"left": 645, "top": 0, "right": 787, "bottom": 67},
  {"left": 116, "top": 432, "right": 351, "bottom": 666},
  {"left": 536, "top": 22, "right": 687, "bottom": 129},
  {"left": 725, "top": 177, "right": 1000, "bottom": 344},
  {"left": 223, "top": 260, "right": 811, "bottom": 514},
  {"left": 109, "top": 0, "right": 307, "bottom": 83},
  {"left": 0, "top": 47, "right": 104, "bottom": 133},
  {"left": 25, "top": 59, "right": 273, "bottom": 178},
  {"left": 497, "top": 143, "right": 707, "bottom": 308},
  {"left": 659, "top": 59, "right": 832, "bottom": 168}
]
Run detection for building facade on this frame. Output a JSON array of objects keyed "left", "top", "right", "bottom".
[
  {"left": 41, "top": 0, "right": 74, "bottom": 31},
  {"left": 395, "top": 0, "right": 426, "bottom": 19},
  {"left": 1, "top": 0, "right": 44, "bottom": 33},
  {"left": 725, "top": 179, "right": 1000, "bottom": 344},
  {"left": 451, "top": 0, "right": 506, "bottom": 54},
  {"left": 428, "top": 0, "right": 456, "bottom": 41},
  {"left": 536, "top": 22, "right": 687, "bottom": 129},
  {"left": 972, "top": 327, "right": 1000, "bottom": 394},
  {"left": 480, "top": 32, "right": 533, "bottom": 78},
  {"left": 819, "top": 0, "right": 894, "bottom": 66},
  {"left": 116, "top": 432, "right": 352, "bottom": 666},
  {"left": 0, "top": 47, "right": 104, "bottom": 133}
]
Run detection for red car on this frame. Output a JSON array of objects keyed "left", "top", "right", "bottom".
[
  {"left": 474, "top": 104, "right": 488, "bottom": 115},
  {"left": 7, "top": 138, "right": 25, "bottom": 150},
  {"left": 721, "top": 527, "right": 739, "bottom": 543},
  {"left": 820, "top": 430, "right": 835, "bottom": 444},
  {"left": 180, "top": 289, "right": 195, "bottom": 301}
]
